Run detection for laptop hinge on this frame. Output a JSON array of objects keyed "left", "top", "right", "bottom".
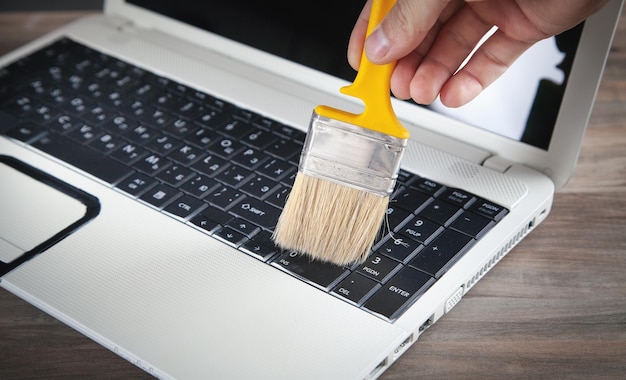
[{"left": 482, "top": 155, "right": 514, "bottom": 173}]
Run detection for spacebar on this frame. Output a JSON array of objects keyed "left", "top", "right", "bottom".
[{"left": 32, "top": 132, "right": 133, "bottom": 184}]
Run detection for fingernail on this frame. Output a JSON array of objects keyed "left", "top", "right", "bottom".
[{"left": 364, "top": 26, "right": 390, "bottom": 61}]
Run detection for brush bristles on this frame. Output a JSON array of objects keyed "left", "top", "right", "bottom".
[{"left": 272, "top": 173, "right": 389, "bottom": 266}]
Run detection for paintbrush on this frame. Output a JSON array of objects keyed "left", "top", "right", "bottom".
[{"left": 272, "top": 0, "right": 409, "bottom": 266}]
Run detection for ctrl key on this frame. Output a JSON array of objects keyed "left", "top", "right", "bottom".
[{"left": 363, "top": 267, "right": 435, "bottom": 321}]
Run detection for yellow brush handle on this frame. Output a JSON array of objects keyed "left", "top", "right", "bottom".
[{"left": 315, "top": 0, "right": 409, "bottom": 139}]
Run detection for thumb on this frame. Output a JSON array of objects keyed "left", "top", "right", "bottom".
[{"left": 365, "top": 0, "right": 453, "bottom": 64}]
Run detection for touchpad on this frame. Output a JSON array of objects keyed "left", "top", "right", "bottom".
[{"left": 0, "top": 155, "right": 99, "bottom": 275}]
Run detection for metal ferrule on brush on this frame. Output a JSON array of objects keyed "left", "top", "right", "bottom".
[{"left": 299, "top": 112, "right": 408, "bottom": 197}]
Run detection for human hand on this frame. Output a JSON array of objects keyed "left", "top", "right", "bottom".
[{"left": 348, "top": 0, "right": 609, "bottom": 107}]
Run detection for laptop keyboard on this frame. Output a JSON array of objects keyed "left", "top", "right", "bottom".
[{"left": 0, "top": 38, "right": 508, "bottom": 321}]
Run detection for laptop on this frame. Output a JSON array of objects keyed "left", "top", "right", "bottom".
[{"left": 0, "top": 0, "right": 622, "bottom": 378}]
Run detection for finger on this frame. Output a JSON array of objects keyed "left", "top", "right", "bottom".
[
  {"left": 347, "top": 0, "right": 372, "bottom": 70},
  {"left": 408, "top": 5, "right": 494, "bottom": 105},
  {"left": 439, "top": 28, "right": 534, "bottom": 107},
  {"left": 364, "top": 0, "right": 453, "bottom": 64},
  {"left": 389, "top": 22, "right": 442, "bottom": 100}
]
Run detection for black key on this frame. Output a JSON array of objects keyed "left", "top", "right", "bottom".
[
  {"left": 145, "top": 108, "right": 173, "bottom": 128},
  {"left": 190, "top": 208, "right": 233, "bottom": 233},
  {"left": 468, "top": 198, "right": 509, "bottom": 221},
  {"left": 29, "top": 103, "right": 59, "bottom": 124},
  {"left": 145, "top": 134, "right": 181, "bottom": 155},
  {"left": 206, "top": 186, "right": 244, "bottom": 210},
  {"left": 88, "top": 132, "right": 125, "bottom": 153},
  {"left": 281, "top": 170, "right": 297, "bottom": 187},
  {"left": 375, "top": 235, "right": 423, "bottom": 263},
  {"left": 257, "top": 158, "right": 296, "bottom": 182},
  {"left": 124, "top": 124, "right": 157, "bottom": 145},
  {"left": 32, "top": 132, "right": 132, "bottom": 184},
  {"left": 4, "top": 95, "right": 36, "bottom": 115},
  {"left": 169, "top": 144, "right": 205, "bottom": 166},
  {"left": 150, "top": 92, "right": 177, "bottom": 111},
  {"left": 408, "top": 229, "right": 474, "bottom": 278},
  {"left": 382, "top": 204, "right": 412, "bottom": 232},
  {"left": 101, "top": 114, "right": 134, "bottom": 135},
  {"left": 240, "top": 174, "right": 281, "bottom": 199},
  {"left": 418, "top": 199, "right": 462, "bottom": 226},
  {"left": 5, "top": 122, "right": 47, "bottom": 143},
  {"left": 272, "top": 124, "right": 305, "bottom": 142},
  {"left": 180, "top": 174, "right": 220, "bottom": 199},
  {"left": 82, "top": 104, "right": 111, "bottom": 125},
  {"left": 240, "top": 238, "right": 279, "bottom": 261},
  {"left": 229, "top": 197, "right": 282, "bottom": 230},
  {"left": 110, "top": 142, "right": 148, "bottom": 165},
  {"left": 266, "top": 138, "right": 301, "bottom": 161},
  {"left": 139, "top": 183, "right": 181, "bottom": 209},
  {"left": 200, "top": 207, "right": 235, "bottom": 226},
  {"left": 211, "top": 136, "right": 244, "bottom": 160},
  {"left": 42, "top": 89, "right": 73, "bottom": 112},
  {"left": 355, "top": 254, "right": 400, "bottom": 283},
  {"left": 398, "top": 215, "right": 443, "bottom": 245},
  {"left": 214, "top": 227, "right": 247, "bottom": 247},
  {"left": 391, "top": 186, "right": 432, "bottom": 213},
  {"left": 205, "top": 97, "right": 230, "bottom": 112},
  {"left": 232, "top": 147, "right": 268, "bottom": 170},
  {"left": 240, "top": 236, "right": 280, "bottom": 261},
  {"left": 156, "top": 164, "right": 194, "bottom": 186},
  {"left": 163, "top": 118, "right": 193, "bottom": 138},
  {"left": 215, "top": 117, "right": 254, "bottom": 139},
  {"left": 332, "top": 272, "right": 379, "bottom": 304},
  {"left": 225, "top": 217, "right": 261, "bottom": 237},
  {"left": 0, "top": 110, "right": 19, "bottom": 134},
  {"left": 132, "top": 82, "right": 158, "bottom": 100},
  {"left": 253, "top": 116, "right": 281, "bottom": 131},
  {"left": 450, "top": 210, "right": 494, "bottom": 238},
  {"left": 232, "top": 108, "right": 256, "bottom": 123},
  {"left": 191, "top": 154, "right": 229, "bottom": 177},
  {"left": 363, "top": 267, "right": 435, "bottom": 320},
  {"left": 266, "top": 186, "right": 290, "bottom": 209},
  {"left": 440, "top": 188, "right": 476, "bottom": 208},
  {"left": 241, "top": 128, "right": 278, "bottom": 149},
  {"left": 67, "top": 122, "right": 103, "bottom": 144},
  {"left": 411, "top": 177, "right": 445, "bottom": 196},
  {"left": 272, "top": 251, "right": 348, "bottom": 289},
  {"left": 216, "top": 165, "right": 254, "bottom": 188},
  {"left": 248, "top": 229, "right": 276, "bottom": 251},
  {"left": 173, "top": 100, "right": 204, "bottom": 120},
  {"left": 185, "top": 126, "right": 218, "bottom": 149},
  {"left": 116, "top": 172, "right": 157, "bottom": 196},
  {"left": 395, "top": 169, "right": 415, "bottom": 186},
  {"left": 163, "top": 194, "right": 206, "bottom": 219},
  {"left": 133, "top": 154, "right": 172, "bottom": 176},
  {"left": 193, "top": 109, "right": 227, "bottom": 130},
  {"left": 63, "top": 95, "right": 95, "bottom": 116},
  {"left": 101, "top": 90, "right": 125, "bottom": 109},
  {"left": 186, "top": 89, "right": 211, "bottom": 104}
]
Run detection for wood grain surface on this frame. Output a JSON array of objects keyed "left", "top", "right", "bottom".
[{"left": 0, "top": 9, "right": 624, "bottom": 380}]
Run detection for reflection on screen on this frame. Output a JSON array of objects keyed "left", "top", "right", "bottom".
[
  {"left": 128, "top": 0, "right": 582, "bottom": 150},
  {"left": 430, "top": 36, "right": 565, "bottom": 141}
]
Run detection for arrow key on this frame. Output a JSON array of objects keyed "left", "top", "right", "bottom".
[
  {"left": 225, "top": 217, "right": 260, "bottom": 237},
  {"left": 214, "top": 226, "right": 247, "bottom": 247}
]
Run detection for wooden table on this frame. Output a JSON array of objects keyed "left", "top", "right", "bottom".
[{"left": 1, "top": 10, "right": 625, "bottom": 380}]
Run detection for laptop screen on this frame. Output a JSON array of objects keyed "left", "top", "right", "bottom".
[{"left": 127, "top": 0, "right": 583, "bottom": 151}]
